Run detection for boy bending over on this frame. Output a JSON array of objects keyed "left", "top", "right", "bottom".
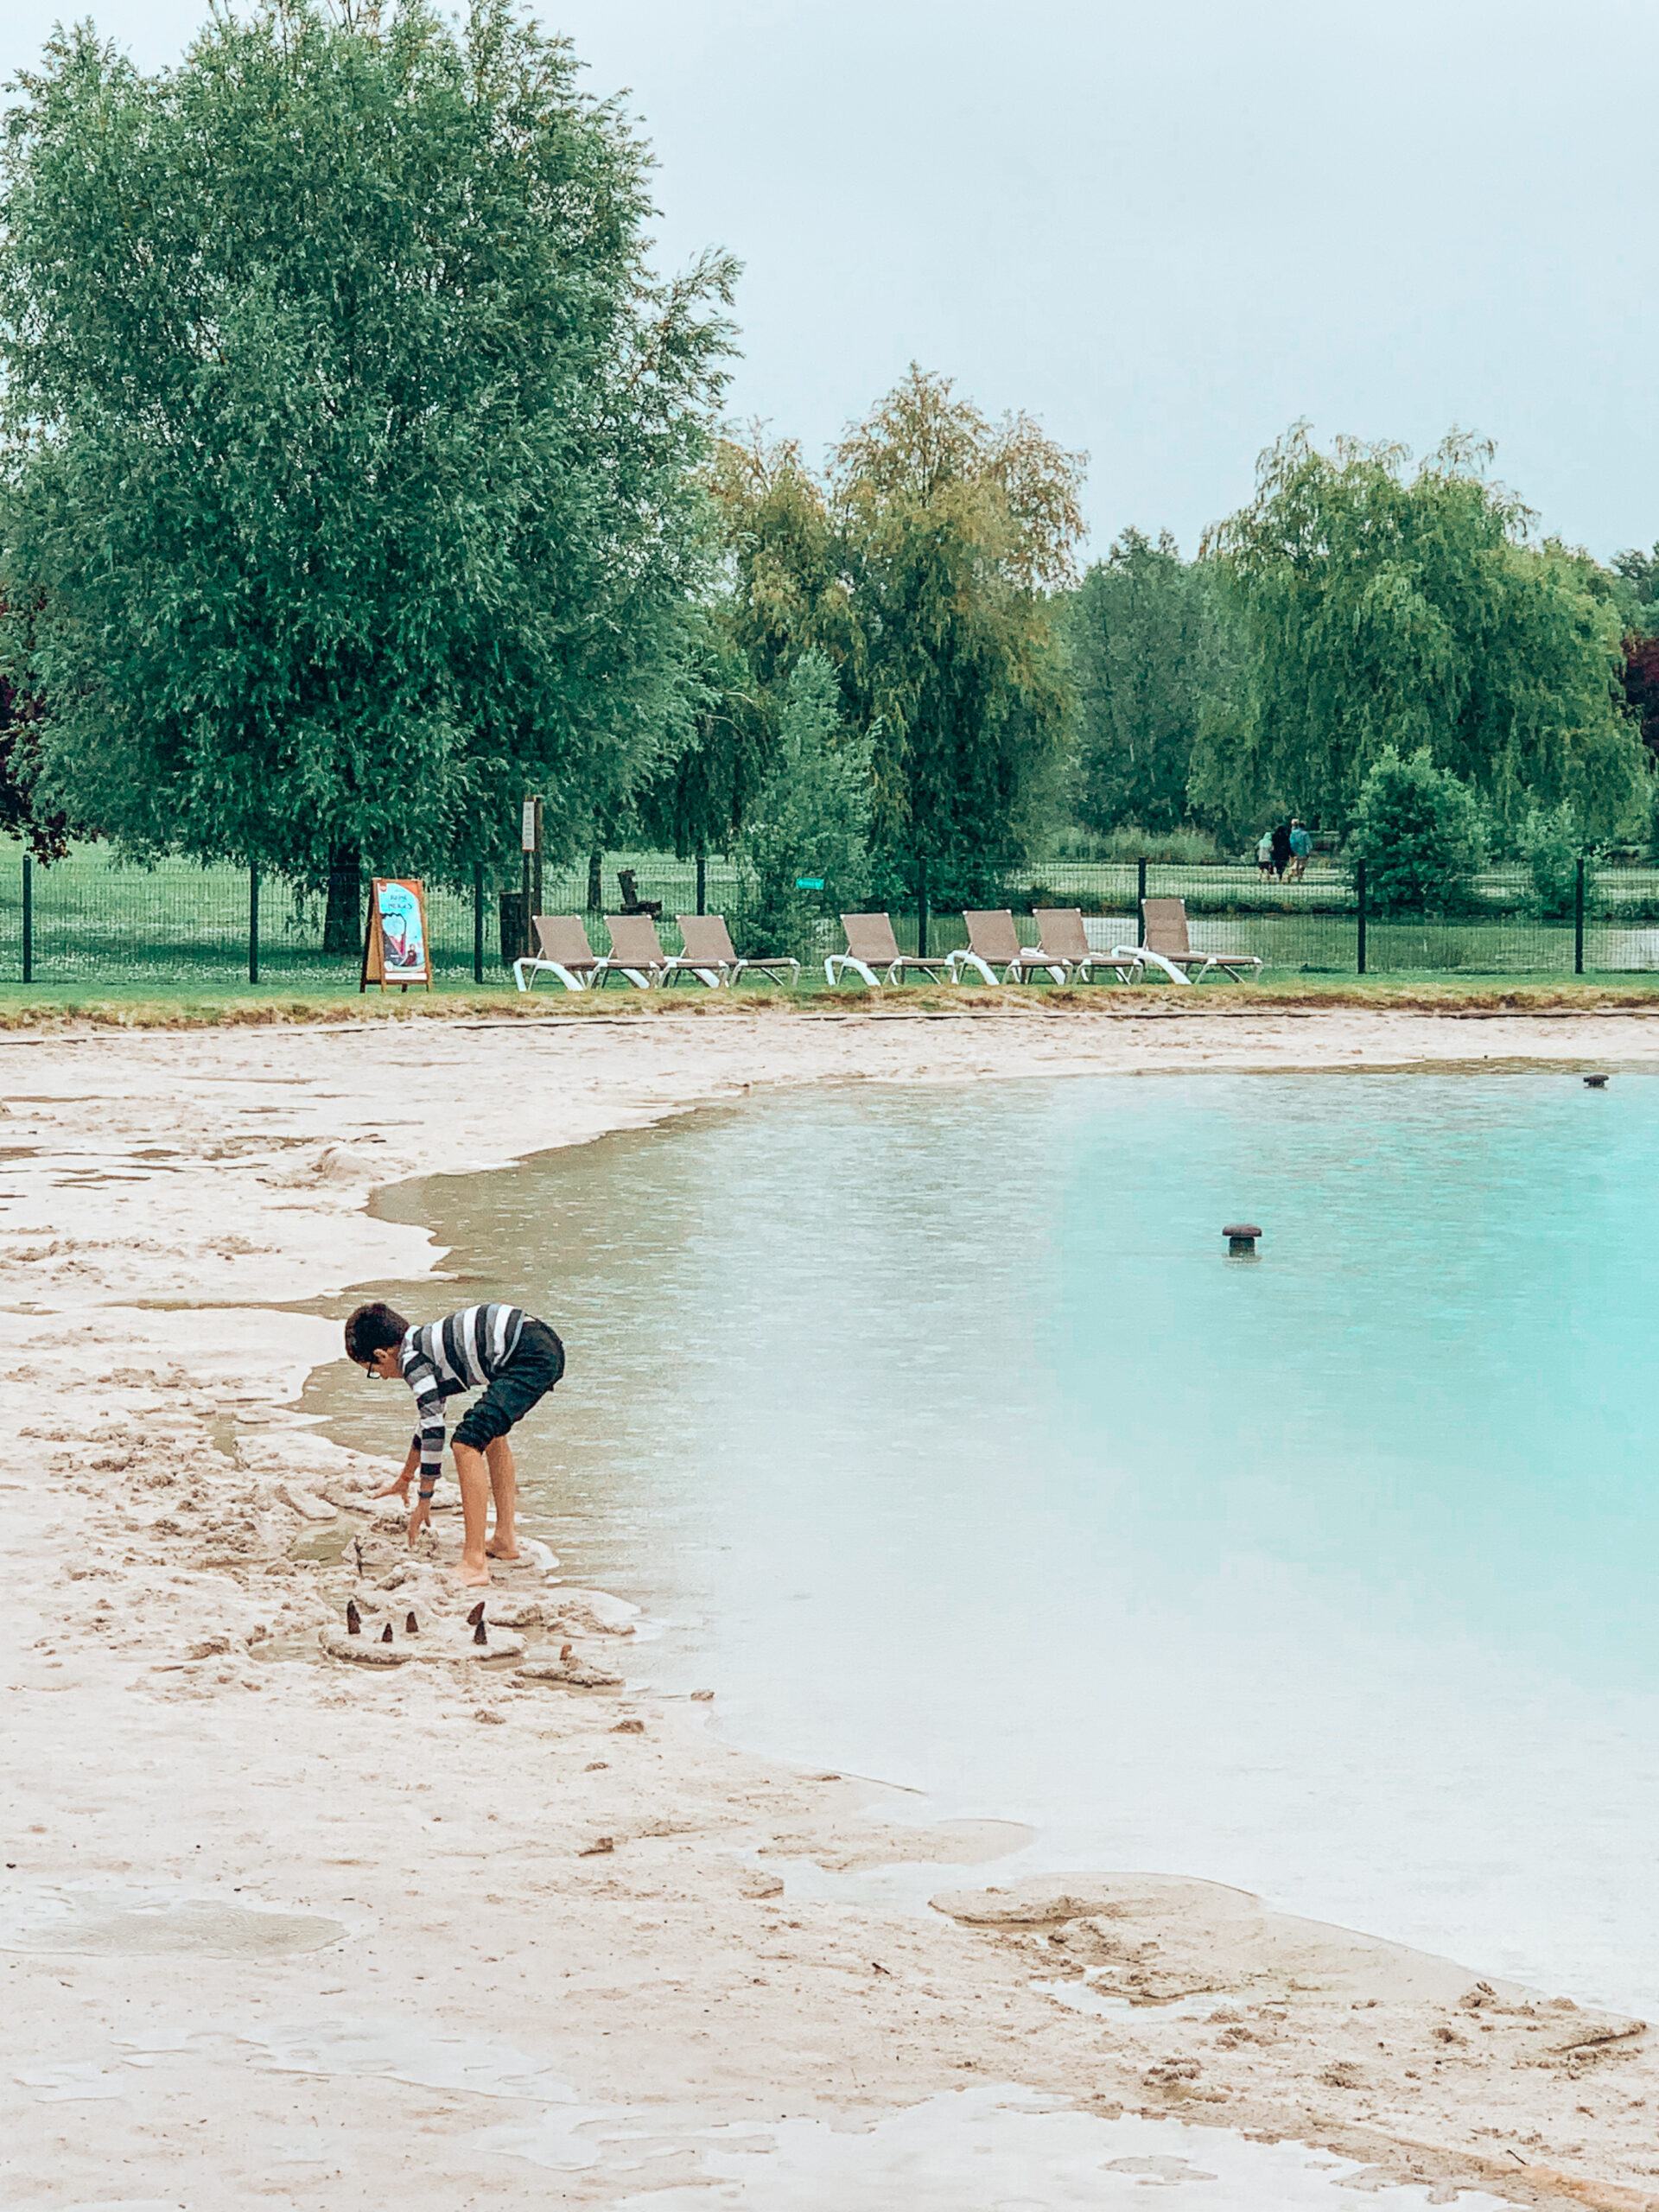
[{"left": 344, "top": 1300, "right": 565, "bottom": 1587}]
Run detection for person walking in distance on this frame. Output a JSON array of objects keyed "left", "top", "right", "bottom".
[
  {"left": 1269, "top": 822, "right": 1293, "bottom": 880},
  {"left": 344, "top": 1300, "right": 565, "bottom": 1587},
  {"left": 1287, "top": 817, "right": 1313, "bottom": 881}
]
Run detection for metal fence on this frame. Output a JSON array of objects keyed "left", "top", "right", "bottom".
[{"left": 4, "top": 845, "right": 1659, "bottom": 985}]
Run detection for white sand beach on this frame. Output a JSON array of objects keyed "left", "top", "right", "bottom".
[{"left": 3, "top": 1002, "right": 1656, "bottom": 2210}]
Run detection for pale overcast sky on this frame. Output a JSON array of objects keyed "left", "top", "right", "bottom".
[{"left": 4, "top": 0, "right": 1655, "bottom": 563}]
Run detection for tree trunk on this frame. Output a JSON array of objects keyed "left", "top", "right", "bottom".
[
  {"left": 586, "top": 849, "right": 603, "bottom": 913},
  {"left": 323, "top": 842, "right": 362, "bottom": 957}
]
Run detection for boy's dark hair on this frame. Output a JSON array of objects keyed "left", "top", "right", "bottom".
[{"left": 345, "top": 1301, "right": 410, "bottom": 1365}]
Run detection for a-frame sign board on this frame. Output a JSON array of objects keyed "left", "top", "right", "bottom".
[{"left": 360, "top": 878, "right": 433, "bottom": 993}]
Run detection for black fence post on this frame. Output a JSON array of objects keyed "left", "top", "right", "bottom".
[
  {"left": 248, "top": 865, "right": 259, "bottom": 985},
  {"left": 1574, "top": 856, "right": 1586, "bottom": 976},
  {"left": 473, "top": 865, "right": 485, "bottom": 983},
  {"left": 1136, "top": 856, "right": 1147, "bottom": 944},
  {"left": 917, "top": 852, "right": 930, "bottom": 959},
  {"left": 22, "top": 855, "right": 32, "bottom": 984},
  {"left": 696, "top": 849, "right": 707, "bottom": 916},
  {"left": 1357, "top": 859, "right": 1367, "bottom": 976}
]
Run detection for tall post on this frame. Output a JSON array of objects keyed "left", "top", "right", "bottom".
[
  {"left": 1574, "top": 855, "right": 1586, "bottom": 976},
  {"left": 473, "top": 864, "right": 485, "bottom": 984},
  {"left": 1136, "top": 856, "right": 1147, "bottom": 944},
  {"left": 22, "top": 855, "right": 32, "bottom": 985},
  {"left": 696, "top": 848, "right": 707, "bottom": 917},
  {"left": 917, "top": 851, "right": 930, "bottom": 960},
  {"left": 531, "top": 799, "right": 543, "bottom": 920},
  {"left": 586, "top": 849, "right": 602, "bottom": 913},
  {"left": 1356, "top": 859, "right": 1367, "bottom": 976},
  {"left": 248, "top": 865, "right": 259, "bottom": 986}
]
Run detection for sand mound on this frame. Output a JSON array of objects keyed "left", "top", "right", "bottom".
[
  {"left": 321, "top": 1623, "right": 525, "bottom": 1668},
  {"left": 518, "top": 1655, "right": 624, "bottom": 1689}
]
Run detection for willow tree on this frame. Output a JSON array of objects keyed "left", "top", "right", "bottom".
[
  {"left": 628, "top": 617, "right": 770, "bottom": 865},
  {"left": 1190, "top": 426, "right": 1645, "bottom": 841},
  {"left": 1065, "top": 529, "right": 1225, "bottom": 835},
  {"left": 833, "top": 369, "right": 1084, "bottom": 903},
  {"left": 0, "top": 0, "right": 734, "bottom": 938},
  {"left": 632, "top": 432, "right": 850, "bottom": 870}
]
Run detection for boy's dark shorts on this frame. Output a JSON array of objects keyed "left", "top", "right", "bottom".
[{"left": 452, "top": 1319, "right": 565, "bottom": 1452}]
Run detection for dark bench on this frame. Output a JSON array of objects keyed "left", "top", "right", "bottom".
[{"left": 616, "top": 868, "right": 663, "bottom": 918}]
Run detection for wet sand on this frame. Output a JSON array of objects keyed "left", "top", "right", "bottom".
[{"left": 2, "top": 1004, "right": 1656, "bottom": 2209}]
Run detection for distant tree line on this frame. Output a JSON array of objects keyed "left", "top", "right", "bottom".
[
  {"left": 1066, "top": 427, "right": 1657, "bottom": 881},
  {"left": 3, "top": 3, "right": 1657, "bottom": 949}
]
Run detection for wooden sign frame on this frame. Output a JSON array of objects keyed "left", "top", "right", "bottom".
[{"left": 359, "top": 877, "right": 433, "bottom": 993}]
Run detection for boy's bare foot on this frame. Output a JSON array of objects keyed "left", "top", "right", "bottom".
[
  {"left": 484, "top": 1540, "right": 521, "bottom": 1561},
  {"left": 452, "top": 1561, "right": 492, "bottom": 1588}
]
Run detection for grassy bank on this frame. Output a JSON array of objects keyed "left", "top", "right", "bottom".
[{"left": 3, "top": 972, "right": 1659, "bottom": 1029}]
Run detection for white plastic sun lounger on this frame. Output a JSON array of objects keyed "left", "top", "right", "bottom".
[
  {"left": 825, "top": 912, "right": 952, "bottom": 988},
  {"left": 513, "top": 913, "right": 606, "bottom": 993},
  {"left": 662, "top": 913, "right": 802, "bottom": 989},
  {"left": 1028, "top": 907, "right": 1137, "bottom": 985},
  {"left": 1115, "top": 898, "right": 1262, "bottom": 985},
  {"left": 601, "top": 912, "right": 672, "bottom": 988}
]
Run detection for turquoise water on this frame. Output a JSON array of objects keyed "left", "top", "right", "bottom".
[{"left": 325, "top": 1073, "right": 1659, "bottom": 2016}]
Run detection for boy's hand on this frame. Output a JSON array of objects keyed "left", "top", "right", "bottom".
[
  {"left": 405, "top": 1494, "right": 431, "bottom": 1547},
  {"left": 372, "top": 1470, "right": 411, "bottom": 1501}
]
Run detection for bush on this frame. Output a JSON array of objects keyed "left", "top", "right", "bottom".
[
  {"left": 734, "top": 652, "right": 872, "bottom": 957},
  {"left": 1050, "top": 824, "right": 1221, "bottom": 864},
  {"left": 1345, "top": 749, "right": 1487, "bottom": 913},
  {"left": 1515, "top": 801, "right": 1588, "bottom": 919}
]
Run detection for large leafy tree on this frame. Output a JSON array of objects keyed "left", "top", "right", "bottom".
[
  {"left": 1064, "top": 528, "right": 1224, "bottom": 835},
  {"left": 833, "top": 369, "right": 1084, "bottom": 899},
  {"left": 705, "top": 380, "right": 1084, "bottom": 906},
  {"left": 0, "top": 0, "right": 734, "bottom": 926},
  {"left": 1191, "top": 426, "right": 1646, "bottom": 841}
]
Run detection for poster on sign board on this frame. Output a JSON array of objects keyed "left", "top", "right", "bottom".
[{"left": 359, "top": 878, "right": 432, "bottom": 992}]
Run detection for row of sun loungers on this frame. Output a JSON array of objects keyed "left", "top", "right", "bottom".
[
  {"left": 512, "top": 904, "right": 1262, "bottom": 993},
  {"left": 515, "top": 912, "right": 801, "bottom": 994},
  {"left": 962, "top": 901, "right": 1262, "bottom": 986}
]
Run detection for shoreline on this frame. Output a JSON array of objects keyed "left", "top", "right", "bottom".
[{"left": 3, "top": 1008, "right": 1656, "bottom": 2209}]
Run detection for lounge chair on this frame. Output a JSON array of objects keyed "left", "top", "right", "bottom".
[
  {"left": 601, "top": 912, "right": 672, "bottom": 988},
  {"left": 1116, "top": 898, "right": 1262, "bottom": 984},
  {"left": 947, "top": 910, "right": 1027, "bottom": 985},
  {"left": 664, "top": 914, "right": 801, "bottom": 990},
  {"left": 1029, "top": 907, "right": 1138, "bottom": 985},
  {"left": 513, "top": 914, "right": 606, "bottom": 994},
  {"left": 825, "top": 912, "right": 953, "bottom": 988}
]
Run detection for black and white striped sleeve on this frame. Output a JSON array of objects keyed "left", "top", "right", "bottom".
[{"left": 402, "top": 1350, "right": 448, "bottom": 1496}]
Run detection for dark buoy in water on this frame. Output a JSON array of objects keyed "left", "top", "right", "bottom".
[
  {"left": 346, "top": 1599, "right": 362, "bottom": 1637},
  {"left": 466, "top": 1600, "right": 486, "bottom": 1627},
  {"left": 405, "top": 1611, "right": 419, "bottom": 1636},
  {"left": 1585, "top": 1074, "right": 1608, "bottom": 1089},
  {"left": 380, "top": 1622, "right": 393, "bottom": 1644},
  {"left": 474, "top": 1619, "right": 489, "bottom": 1648},
  {"left": 1224, "top": 1223, "right": 1262, "bottom": 1258}
]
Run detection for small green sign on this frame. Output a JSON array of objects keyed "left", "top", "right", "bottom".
[{"left": 794, "top": 876, "right": 825, "bottom": 890}]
